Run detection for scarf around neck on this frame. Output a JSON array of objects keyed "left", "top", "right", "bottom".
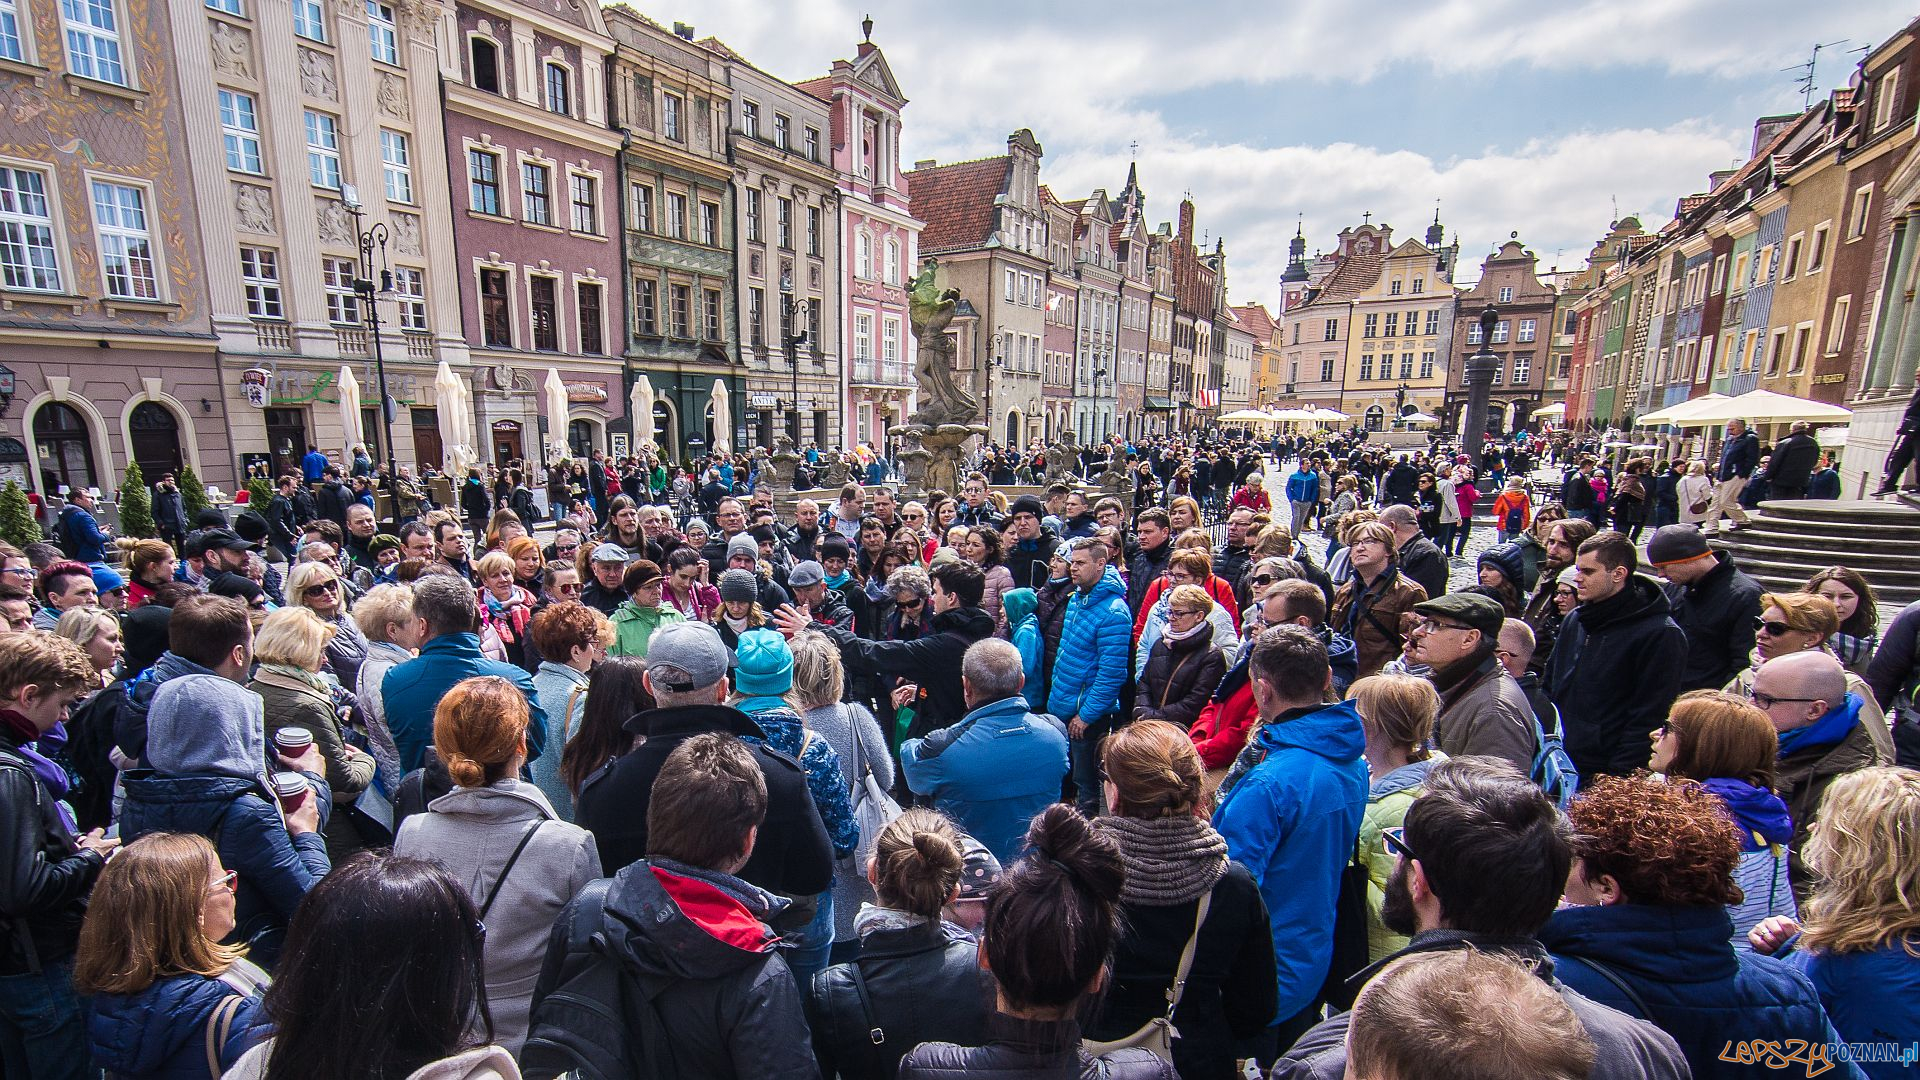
[
  {"left": 1094, "top": 813, "right": 1228, "bottom": 905},
  {"left": 1, "top": 710, "right": 74, "bottom": 831},
  {"left": 824, "top": 569, "right": 851, "bottom": 589}
]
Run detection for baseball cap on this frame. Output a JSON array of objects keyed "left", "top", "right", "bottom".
[
  {"left": 589, "top": 542, "right": 629, "bottom": 563},
  {"left": 641, "top": 622, "right": 731, "bottom": 693},
  {"left": 1412, "top": 593, "right": 1505, "bottom": 639},
  {"left": 787, "top": 560, "right": 825, "bottom": 589},
  {"left": 200, "top": 528, "right": 259, "bottom": 553}
]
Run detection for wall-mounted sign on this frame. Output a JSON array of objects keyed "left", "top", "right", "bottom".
[
  {"left": 565, "top": 382, "right": 609, "bottom": 403},
  {"left": 749, "top": 393, "right": 780, "bottom": 408},
  {"left": 0, "top": 436, "right": 26, "bottom": 464},
  {"left": 242, "top": 368, "right": 271, "bottom": 408}
]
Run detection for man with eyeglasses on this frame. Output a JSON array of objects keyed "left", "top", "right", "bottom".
[
  {"left": 1546, "top": 531, "right": 1685, "bottom": 785},
  {"left": 1756, "top": 650, "right": 1890, "bottom": 897},
  {"left": 544, "top": 527, "right": 582, "bottom": 565},
  {"left": 1644, "top": 524, "right": 1761, "bottom": 693},
  {"left": 1330, "top": 522, "right": 1427, "bottom": 680},
  {"left": 1407, "top": 593, "right": 1538, "bottom": 775}
]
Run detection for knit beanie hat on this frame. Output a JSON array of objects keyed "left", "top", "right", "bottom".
[
  {"left": 1476, "top": 542, "right": 1526, "bottom": 588},
  {"left": 718, "top": 568, "right": 759, "bottom": 604},
  {"left": 733, "top": 629, "right": 794, "bottom": 696}
]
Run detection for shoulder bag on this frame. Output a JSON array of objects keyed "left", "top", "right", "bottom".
[
  {"left": 1083, "top": 889, "right": 1213, "bottom": 1064},
  {"left": 203, "top": 992, "right": 246, "bottom": 1078},
  {"left": 845, "top": 704, "right": 902, "bottom": 868}
]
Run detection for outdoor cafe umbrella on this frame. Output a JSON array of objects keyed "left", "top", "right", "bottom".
[
  {"left": 544, "top": 368, "right": 570, "bottom": 461},
  {"left": 1667, "top": 388, "right": 1853, "bottom": 428},
  {"left": 1637, "top": 393, "right": 1728, "bottom": 427},
  {"left": 336, "top": 365, "right": 363, "bottom": 458},
  {"left": 630, "top": 373, "right": 657, "bottom": 453},
  {"left": 1532, "top": 402, "right": 1567, "bottom": 419}
]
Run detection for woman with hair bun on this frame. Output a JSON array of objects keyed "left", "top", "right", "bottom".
[
  {"left": 807, "top": 809, "right": 993, "bottom": 1080},
  {"left": 899, "top": 805, "right": 1175, "bottom": 1079},
  {"left": 1086, "top": 721, "right": 1276, "bottom": 1079},
  {"left": 393, "top": 676, "right": 600, "bottom": 1055}
]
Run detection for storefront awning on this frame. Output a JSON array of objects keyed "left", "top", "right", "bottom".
[{"left": 1145, "top": 396, "right": 1174, "bottom": 409}]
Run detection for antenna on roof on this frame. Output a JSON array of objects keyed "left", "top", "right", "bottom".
[
  {"left": 1785, "top": 40, "right": 1849, "bottom": 111},
  {"left": 1129, "top": 139, "right": 1139, "bottom": 158},
  {"left": 1611, "top": 194, "right": 1619, "bottom": 222}
]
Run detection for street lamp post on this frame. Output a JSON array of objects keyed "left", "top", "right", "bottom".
[
  {"left": 1462, "top": 305, "right": 1501, "bottom": 447},
  {"left": 342, "top": 189, "right": 398, "bottom": 481},
  {"left": 779, "top": 267, "right": 808, "bottom": 443}
]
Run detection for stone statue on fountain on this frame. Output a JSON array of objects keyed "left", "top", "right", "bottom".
[{"left": 897, "top": 257, "right": 987, "bottom": 499}]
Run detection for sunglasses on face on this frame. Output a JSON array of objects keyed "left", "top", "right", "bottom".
[
  {"left": 1249, "top": 575, "right": 1275, "bottom": 586},
  {"left": 1753, "top": 618, "right": 1799, "bottom": 636},
  {"left": 1381, "top": 827, "right": 1416, "bottom": 861},
  {"left": 303, "top": 580, "right": 340, "bottom": 598}
]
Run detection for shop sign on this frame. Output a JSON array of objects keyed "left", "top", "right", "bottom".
[
  {"left": 566, "top": 382, "right": 609, "bottom": 403},
  {"left": 242, "top": 368, "right": 271, "bottom": 408}
]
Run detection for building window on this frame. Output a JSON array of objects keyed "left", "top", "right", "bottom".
[
  {"left": 776, "top": 196, "right": 792, "bottom": 250},
  {"left": 1789, "top": 324, "right": 1813, "bottom": 374},
  {"left": 576, "top": 281, "right": 603, "bottom": 354},
  {"left": 773, "top": 113, "right": 789, "bottom": 150},
  {"left": 1399, "top": 353, "right": 1414, "bottom": 379},
  {"left": 1848, "top": 186, "right": 1873, "bottom": 240},
  {"left": 62, "top": 0, "right": 127, "bottom": 85},
  {"left": 665, "top": 192, "right": 686, "bottom": 239},
  {"left": 1511, "top": 355, "right": 1529, "bottom": 384},
  {"left": 1764, "top": 328, "right": 1788, "bottom": 376},
  {"left": 529, "top": 275, "right": 558, "bottom": 351},
  {"left": 1808, "top": 223, "right": 1829, "bottom": 273},
  {"left": 1362, "top": 313, "right": 1378, "bottom": 338},
  {"left": 661, "top": 92, "right": 681, "bottom": 140},
  {"left": 380, "top": 130, "right": 412, "bottom": 203},
  {"left": 1497, "top": 286, "right": 1513, "bottom": 303},
  {"left": 239, "top": 247, "right": 282, "bottom": 319},
  {"left": 304, "top": 111, "right": 342, "bottom": 189},
  {"left": 630, "top": 183, "right": 652, "bottom": 233},
  {"left": 1491, "top": 320, "right": 1509, "bottom": 344},
  {"left": 0, "top": 0, "right": 22, "bottom": 60},
  {"left": 1875, "top": 69, "right": 1901, "bottom": 131},
  {"left": 468, "top": 149, "right": 501, "bottom": 216},
  {"left": 569, "top": 174, "right": 597, "bottom": 234},
  {"left": 807, "top": 298, "right": 821, "bottom": 346},
  {"left": 91, "top": 180, "right": 158, "bottom": 300},
  {"left": 1782, "top": 234, "right": 1803, "bottom": 280},
  {"left": 1388, "top": 279, "right": 1401, "bottom": 295},
  {"left": 479, "top": 267, "right": 511, "bottom": 346},
  {"left": 668, "top": 283, "right": 689, "bottom": 337},
  {"left": 1411, "top": 277, "right": 1424, "bottom": 294},
  {"left": 1383, "top": 312, "right": 1398, "bottom": 337},
  {"left": 218, "top": 89, "right": 263, "bottom": 174},
  {"left": 740, "top": 101, "right": 759, "bottom": 138},
  {"left": 747, "top": 287, "right": 764, "bottom": 347},
  {"left": 206, "top": 0, "right": 241, "bottom": 13},
  {"left": 292, "top": 0, "right": 325, "bottom": 41},
  {"left": 470, "top": 37, "right": 500, "bottom": 93},
  {"left": 882, "top": 315, "right": 900, "bottom": 366},
  {"left": 884, "top": 238, "right": 900, "bottom": 284},
  {"left": 854, "top": 312, "right": 872, "bottom": 359},
  {"left": 0, "top": 168, "right": 62, "bottom": 292},
  {"left": 1323, "top": 318, "right": 1337, "bottom": 341},
  {"left": 702, "top": 287, "right": 721, "bottom": 341},
  {"left": 856, "top": 232, "right": 872, "bottom": 279},
  {"left": 1517, "top": 318, "right": 1536, "bottom": 343},
  {"left": 1320, "top": 355, "right": 1334, "bottom": 381},
  {"left": 634, "top": 278, "right": 656, "bottom": 335},
  {"left": 321, "top": 256, "right": 357, "bottom": 324},
  {"left": 543, "top": 62, "right": 570, "bottom": 115},
  {"left": 807, "top": 205, "right": 821, "bottom": 256},
  {"left": 804, "top": 126, "right": 820, "bottom": 162},
  {"left": 699, "top": 201, "right": 717, "bottom": 246},
  {"left": 521, "top": 162, "right": 552, "bottom": 226},
  {"left": 744, "top": 188, "right": 760, "bottom": 242},
  {"left": 1359, "top": 354, "right": 1374, "bottom": 380},
  {"left": 1420, "top": 351, "right": 1435, "bottom": 378},
  {"left": 1827, "top": 295, "right": 1851, "bottom": 354},
  {"left": 392, "top": 266, "right": 426, "bottom": 330},
  {"left": 365, "top": 0, "right": 397, "bottom": 65}
]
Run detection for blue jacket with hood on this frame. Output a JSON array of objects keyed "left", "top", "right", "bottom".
[
  {"left": 900, "top": 693, "right": 1069, "bottom": 865},
  {"left": 1002, "top": 587, "right": 1044, "bottom": 697},
  {"left": 1214, "top": 699, "right": 1368, "bottom": 1020},
  {"left": 381, "top": 632, "right": 547, "bottom": 772},
  {"left": 86, "top": 972, "right": 273, "bottom": 1079},
  {"left": 1047, "top": 566, "right": 1131, "bottom": 732}
]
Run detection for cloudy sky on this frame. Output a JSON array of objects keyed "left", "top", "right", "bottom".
[{"left": 667, "top": 0, "right": 1913, "bottom": 308}]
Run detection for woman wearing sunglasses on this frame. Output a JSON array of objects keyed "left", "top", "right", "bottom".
[
  {"left": 284, "top": 560, "right": 370, "bottom": 693},
  {"left": 76, "top": 833, "right": 272, "bottom": 1079}
]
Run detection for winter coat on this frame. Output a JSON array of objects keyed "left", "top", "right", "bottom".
[
  {"left": 899, "top": 1015, "right": 1174, "bottom": 1080},
  {"left": 1331, "top": 567, "right": 1428, "bottom": 680},
  {"left": 1394, "top": 533, "right": 1448, "bottom": 600},
  {"left": 1776, "top": 696, "right": 1889, "bottom": 895},
  {"left": 1664, "top": 555, "right": 1764, "bottom": 693},
  {"left": 56, "top": 503, "right": 111, "bottom": 563},
  {"left": 1136, "top": 622, "right": 1228, "bottom": 729},
  {"left": 250, "top": 668, "right": 375, "bottom": 860},
  {"left": 529, "top": 661, "right": 589, "bottom": 821},
  {"left": 381, "top": 633, "right": 548, "bottom": 774},
  {"left": 980, "top": 563, "right": 1014, "bottom": 636},
  {"left": 1135, "top": 589, "right": 1239, "bottom": 681},
  {"left": 1034, "top": 578, "right": 1074, "bottom": 693},
  {"left": 1272, "top": 931, "right": 1691, "bottom": 1080},
  {"left": 606, "top": 600, "right": 685, "bottom": 658},
  {"left": 230, "top": 1042, "right": 521, "bottom": 1080},
  {"left": 1432, "top": 657, "right": 1539, "bottom": 775},
  {"left": 1678, "top": 473, "right": 1716, "bottom": 524},
  {"left": 1542, "top": 904, "right": 1861, "bottom": 1080},
  {"left": 1546, "top": 575, "right": 1687, "bottom": 781},
  {"left": 1135, "top": 574, "right": 1241, "bottom": 639},
  {"left": 1085, "top": 861, "right": 1277, "bottom": 1080},
  {"left": 573, "top": 704, "right": 833, "bottom": 910},
  {"left": 805, "top": 700, "right": 892, "bottom": 940},
  {"left": 530, "top": 859, "right": 817, "bottom": 1079},
  {"left": 901, "top": 694, "right": 1069, "bottom": 865},
  {"left": 395, "top": 781, "right": 599, "bottom": 1054},
  {"left": 1285, "top": 468, "right": 1321, "bottom": 505},
  {"left": 822, "top": 606, "right": 998, "bottom": 740},
  {"left": 1004, "top": 529, "right": 1059, "bottom": 593},
  {"left": 736, "top": 700, "right": 858, "bottom": 862},
  {"left": 1213, "top": 700, "right": 1369, "bottom": 1020},
  {"left": 0, "top": 724, "right": 106, "bottom": 976},
  {"left": 807, "top": 919, "right": 994, "bottom": 1080},
  {"left": 1785, "top": 941, "right": 1920, "bottom": 1080},
  {"left": 1003, "top": 590, "right": 1045, "bottom": 700},
  {"left": 1491, "top": 489, "right": 1532, "bottom": 534},
  {"left": 85, "top": 969, "right": 273, "bottom": 1080},
  {"left": 1127, "top": 541, "right": 1173, "bottom": 617},
  {"left": 1718, "top": 430, "right": 1761, "bottom": 481},
  {"left": 1358, "top": 757, "right": 1440, "bottom": 962},
  {"left": 1048, "top": 566, "right": 1133, "bottom": 735}
]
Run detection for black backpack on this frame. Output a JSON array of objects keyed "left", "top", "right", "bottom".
[
  {"left": 52, "top": 505, "right": 80, "bottom": 558},
  {"left": 521, "top": 878, "right": 678, "bottom": 1080}
]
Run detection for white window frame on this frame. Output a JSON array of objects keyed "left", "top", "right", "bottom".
[
  {"left": 1420, "top": 351, "right": 1435, "bottom": 379},
  {"left": 1807, "top": 222, "right": 1829, "bottom": 273},
  {"left": 467, "top": 148, "right": 502, "bottom": 216},
  {"left": 882, "top": 314, "right": 901, "bottom": 366},
  {"left": 699, "top": 200, "right": 717, "bottom": 246},
  {"left": 576, "top": 278, "right": 604, "bottom": 354},
  {"left": 218, "top": 89, "right": 263, "bottom": 174},
  {"left": 1497, "top": 286, "right": 1513, "bottom": 303},
  {"left": 856, "top": 231, "right": 872, "bottom": 279},
  {"left": 661, "top": 92, "right": 682, "bottom": 141},
  {"left": 392, "top": 265, "right": 427, "bottom": 331},
  {"left": 365, "top": 0, "right": 397, "bottom": 66},
  {"left": 1826, "top": 295, "right": 1851, "bottom": 355},
  {"left": 291, "top": 0, "right": 326, "bottom": 42},
  {"left": 321, "top": 255, "right": 358, "bottom": 324},
  {"left": 665, "top": 191, "right": 686, "bottom": 239},
  {"left": 1848, "top": 186, "right": 1873, "bottom": 240},
  {"left": 773, "top": 113, "right": 789, "bottom": 151},
  {"left": 743, "top": 188, "right": 759, "bottom": 242},
  {"left": 1875, "top": 69, "right": 1901, "bottom": 131},
  {"left": 1517, "top": 318, "right": 1536, "bottom": 343},
  {"left": 239, "top": 246, "right": 283, "bottom": 320},
  {"left": 62, "top": 0, "right": 127, "bottom": 86},
  {"left": 1511, "top": 355, "right": 1530, "bottom": 385},
  {"left": 740, "top": 101, "right": 759, "bottom": 139},
  {"left": 569, "top": 173, "right": 597, "bottom": 235},
  {"left": 527, "top": 270, "right": 561, "bottom": 351},
  {"left": 380, "top": 130, "right": 413, "bottom": 204},
  {"left": 884, "top": 237, "right": 899, "bottom": 283},
  {"left": 0, "top": 166, "right": 64, "bottom": 293},
  {"left": 205, "top": 0, "right": 241, "bottom": 14},
  {"left": 1781, "top": 233, "right": 1803, "bottom": 280},
  {"left": 0, "top": 0, "right": 25, "bottom": 62},
  {"left": 630, "top": 183, "right": 653, "bottom": 234},
  {"left": 543, "top": 60, "right": 571, "bottom": 116},
  {"left": 854, "top": 312, "right": 872, "bottom": 360},
  {"left": 304, "top": 110, "right": 342, "bottom": 190},
  {"left": 520, "top": 161, "right": 552, "bottom": 226},
  {"left": 89, "top": 177, "right": 160, "bottom": 300}
]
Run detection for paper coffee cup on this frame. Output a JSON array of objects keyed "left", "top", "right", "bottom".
[
  {"left": 270, "top": 771, "right": 310, "bottom": 810},
  {"left": 274, "top": 728, "right": 315, "bottom": 754}
]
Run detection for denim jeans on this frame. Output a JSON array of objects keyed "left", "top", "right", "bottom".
[
  {"left": 0, "top": 960, "right": 96, "bottom": 1080},
  {"left": 783, "top": 890, "right": 834, "bottom": 987},
  {"left": 1070, "top": 735, "right": 1101, "bottom": 815}
]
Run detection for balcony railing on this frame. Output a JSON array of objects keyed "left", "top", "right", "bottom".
[
  {"left": 851, "top": 355, "right": 910, "bottom": 386},
  {"left": 334, "top": 326, "right": 370, "bottom": 357},
  {"left": 253, "top": 321, "right": 291, "bottom": 351},
  {"left": 405, "top": 333, "right": 434, "bottom": 359}
]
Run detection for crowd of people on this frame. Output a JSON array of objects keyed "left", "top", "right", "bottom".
[{"left": 1, "top": 419, "right": 1917, "bottom": 1080}]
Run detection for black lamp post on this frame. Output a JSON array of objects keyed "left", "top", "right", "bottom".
[
  {"left": 779, "top": 267, "right": 808, "bottom": 442},
  {"left": 342, "top": 190, "right": 398, "bottom": 480},
  {"left": 1462, "top": 304, "right": 1501, "bottom": 446}
]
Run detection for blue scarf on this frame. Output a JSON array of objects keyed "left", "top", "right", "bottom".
[
  {"left": 1700, "top": 777, "right": 1794, "bottom": 850},
  {"left": 1775, "top": 694, "right": 1861, "bottom": 759},
  {"left": 824, "top": 570, "right": 851, "bottom": 589}
]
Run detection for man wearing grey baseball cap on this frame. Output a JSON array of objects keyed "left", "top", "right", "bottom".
[{"left": 573, "top": 621, "right": 833, "bottom": 931}]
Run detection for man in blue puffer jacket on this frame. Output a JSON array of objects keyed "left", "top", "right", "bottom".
[
  {"left": 381, "top": 575, "right": 547, "bottom": 773},
  {"left": 1047, "top": 539, "right": 1131, "bottom": 813},
  {"left": 1541, "top": 776, "right": 1864, "bottom": 1080},
  {"left": 1215, "top": 624, "right": 1368, "bottom": 1050}
]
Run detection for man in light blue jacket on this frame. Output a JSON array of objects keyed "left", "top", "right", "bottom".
[
  {"left": 1046, "top": 538, "right": 1131, "bottom": 813},
  {"left": 901, "top": 639, "right": 1068, "bottom": 864},
  {"left": 1215, "top": 624, "right": 1368, "bottom": 1050}
]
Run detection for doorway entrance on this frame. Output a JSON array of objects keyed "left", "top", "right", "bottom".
[
  {"left": 264, "top": 408, "right": 308, "bottom": 479},
  {"left": 491, "top": 420, "right": 523, "bottom": 468},
  {"left": 128, "top": 401, "right": 183, "bottom": 480}
]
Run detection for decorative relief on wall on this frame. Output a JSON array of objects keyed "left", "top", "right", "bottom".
[
  {"left": 210, "top": 21, "right": 252, "bottom": 78},
  {"left": 315, "top": 198, "right": 351, "bottom": 244},
  {"left": 233, "top": 183, "right": 275, "bottom": 234},
  {"left": 377, "top": 73, "right": 410, "bottom": 119},
  {"left": 391, "top": 213, "right": 421, "bottom": 256},
  {"left": 299, "top": 48, "right": 337, "bottom": 101}
]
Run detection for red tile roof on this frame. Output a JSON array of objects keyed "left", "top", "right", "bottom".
[
  {"left": 1231, "top": 303, "right": 1276, "bottom": 340},
  {"left": 792, "top": 76, "right": 833, "bottom": 103},
  {"left": 906, "top": 156, "right": 1010, "bottom": 254},
  {"left": 1298, "top": 254, "right": 1385, "bottom": 309}
]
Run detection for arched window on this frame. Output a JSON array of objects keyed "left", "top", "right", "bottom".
[
  {"left": 884, "top": 238, "right": 899, "bottom": 285},
  {"left": 1364, "top": 405, "right": 1386, "bottom": 432},
  {"left": 567, "top": 418, "right": 594, "bottom": 458},
  {"left": 34, "top": 402, "right": 98, "bottom": 493},
  {"left": 470, "top": 37, "right": 501, "bottom": 94},
  {"left": 128, "top": 401, "right": 183, "bottom": 480}
]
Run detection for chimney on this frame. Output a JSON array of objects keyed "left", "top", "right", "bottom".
[
  {"left": 1750, "top": 114, "right": 1796, "bottom": 158},
  {"left": 672, "top": 22, "right": 694, "bottom": 40},
  {"left": 913, "top": 158, "right": 937, "bottom": 170}
]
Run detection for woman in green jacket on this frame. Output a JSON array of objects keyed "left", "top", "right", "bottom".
[
  {"left": 1350, "top": 673, "right": 1446, "bottom": 963},
  {"left": 607, "top": 559, "right": 684, "bottom": 658}
]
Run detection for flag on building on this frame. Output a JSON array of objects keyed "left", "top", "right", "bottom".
[{"left": 1195, "top": 386, "right": 1218, "bottom": 408}]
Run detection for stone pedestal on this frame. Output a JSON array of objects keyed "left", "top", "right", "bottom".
[{"left": 897, "top": 423, "right": 987, "bottom": 501}]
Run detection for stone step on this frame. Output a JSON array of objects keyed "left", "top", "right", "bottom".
[
  {"left": 1730, "top": 517, "right": 1920, "bottom": 543},
  {"left": 1715, "top": 536, "right": 1920, "bottom": 573},
  {"left": 1753, "top": 498, "right": 1920, "bottom": 526}
]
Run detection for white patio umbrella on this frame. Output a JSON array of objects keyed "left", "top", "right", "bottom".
[
  {"left": 336, "top": 365, "right": 363, "bottom": 458},
  {"left": 1307, "top": 407, "right": 1349, "bottom": 423},
  {"left": 1220, "top": 408, "right": 1272, "bottom": 422},
  {"left": 1400, "top": 410, "right": 1441, "bottom": 426},
  {"left": 1637, "top": 393, "right": 1728, "bottom": 427},
  {"left": 1531, "top": 401, "right": 1567, "bottom": 419},
  {"left": 434, "top": 362, "right": 462, "bottom": 473},
  {"left": 708, "top": 379, "right": 731, "bottom": 459},
  {"left": 543, "top": 367, "right": 570, "bottom": 460},
  {"left": 1668, "top": 388, "right": 1853, "bottom": 428},
  {"left": 630, "top": 373, "right": 657, "bottom": 453}
]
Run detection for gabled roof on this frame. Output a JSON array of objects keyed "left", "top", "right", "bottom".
[
  {"left": 792, "top": 76, "right": 833, "bottom": 103},
  {"left": 1384, "top": 238, "right": 1434, "bottom": 260},
  {"left": 1231, "top": 303, "right": 1276, "bottom": 339},
  {"left": 1297, "top": 253, "right": 1386, "bottom": 310},
  {"left": 907, "top": 156, "right": 1011, "bottom": 254}
]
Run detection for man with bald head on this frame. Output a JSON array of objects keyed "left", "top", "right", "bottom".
[
  {"left": 1378, "top": 503, "right": 1446, "bottom": 600},
  {"left": 1753, "top": 650, "right": 1891, "bottom": 896}
]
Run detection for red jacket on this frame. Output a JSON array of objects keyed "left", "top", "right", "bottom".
[
  {"left": 1188, "top": 675, "right": 1257, "bottom": 770},
  {"left": 1229, "top": 486, "right": 1272, "bottom": 512},
  {"left": 1134, "top": 574, "right": 1242, "bottom": 639}
]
